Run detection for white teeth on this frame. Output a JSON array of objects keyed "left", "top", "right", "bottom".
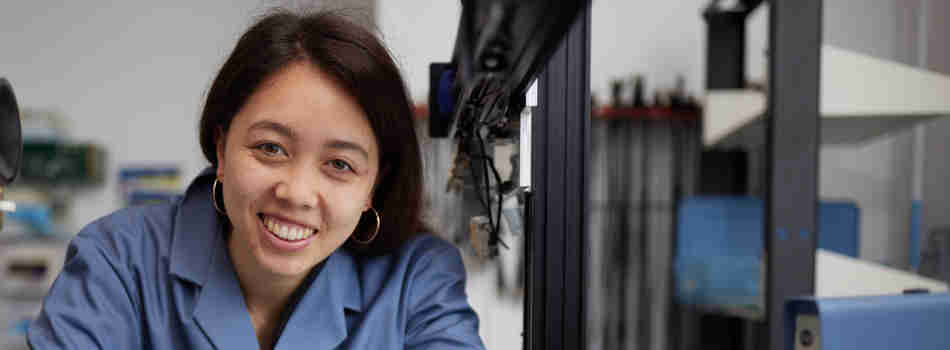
[{"left": 262, "top": 215, "right": 314, "bottom": 241}]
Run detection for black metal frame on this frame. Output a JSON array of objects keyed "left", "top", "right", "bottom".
[
  {"left": 526, "top": 3, "right": 590, "bottom": 349},
  {"left": 765, "top": 1, "right": 822, "bottom": 349},
  {"left": 704, "top": 1, "right": 823, "bottom": 349}
]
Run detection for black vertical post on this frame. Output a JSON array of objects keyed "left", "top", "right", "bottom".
[
  {"left": 765, "top": 1, "right": 822, "bottom": 350},
  {"left": 704, "top": 9, "right": 747, "bottom": 89},
  {"left": 527, "top": 2, "right": 590, "bottom": 350}
]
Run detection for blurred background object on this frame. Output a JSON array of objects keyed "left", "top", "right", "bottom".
[
  {"left": 0, "top": 78, "right": 23, "bottom": 235},
  {"left": 118, "top": 166, "right": 182, "bottom": 206}
]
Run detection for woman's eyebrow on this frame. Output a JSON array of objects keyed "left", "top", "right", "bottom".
[
  {"left": 249, "top": 120, "right": 296, "bottom": 140},
  {"left": 326, "top": 139, "right": 369, "bottom": 161}
]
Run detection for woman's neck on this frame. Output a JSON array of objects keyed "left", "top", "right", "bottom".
[{"left": 227, "top": 237, "right": 306, "bottom": 331}]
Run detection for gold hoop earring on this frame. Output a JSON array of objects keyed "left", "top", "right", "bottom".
[
  {"left": 352, "top": 207, "right": 380, "bottom": 245},
  {"left": 212, "top": 179, "right": 226, "bottom": 215}
]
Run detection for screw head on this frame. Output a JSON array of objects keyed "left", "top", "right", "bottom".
[{"left": 800, "top": 330, "right": 814, "bottom": 347}]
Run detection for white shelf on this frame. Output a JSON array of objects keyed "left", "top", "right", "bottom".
[
  {"left": 816, "top": 249, "right": 948, "bottom": 298},
  {"left": 704, "top": 45, "right": 950, "bottom": 146}
]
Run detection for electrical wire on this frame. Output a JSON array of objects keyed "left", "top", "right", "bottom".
[
  {"left": 456, "top": 77, "right": 513, "bottom": 255},
  {"left": 476, "top": 128, "right": 509, "bottom": 251}
]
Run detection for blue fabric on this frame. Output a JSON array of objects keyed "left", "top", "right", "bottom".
[
  {"left": 787, "top": 293, "right": 950, "bottom": 350},
  {"left": 27, "top": 168, "right": 485, "bottom": 349}
]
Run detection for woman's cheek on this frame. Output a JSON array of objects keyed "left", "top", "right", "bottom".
[{"left": 329, "top": 189, "right": 366, "bottom": 230}]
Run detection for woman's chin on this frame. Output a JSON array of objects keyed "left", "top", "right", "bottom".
[{"left": 255, "top": 252, "right": 316, "bottom": 279}]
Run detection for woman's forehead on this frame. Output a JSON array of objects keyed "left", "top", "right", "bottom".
[{"left": 235, "top": 62, "right": 379, "bottom": 156}]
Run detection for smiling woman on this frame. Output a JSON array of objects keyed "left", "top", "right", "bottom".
[{"left": 27, "top": 9, "right": 485, "bottom": 350}]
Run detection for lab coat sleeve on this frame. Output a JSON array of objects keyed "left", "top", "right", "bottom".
[
  {"left": 27, "top": 232, "right": 143, "bottom": 349},
  {"left": 405, "top": 244, "right": 486, "bottom": 350}
]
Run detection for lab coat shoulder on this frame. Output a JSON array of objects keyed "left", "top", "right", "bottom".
[
  {"left": 398, "top": 234, "right": 485, "bottom": 349},
  {"left": 73, "top": 201, "right": 179, "bottom": 270},
  {"left": 27, "top": 202, "right": 180, "bottom": 349}
]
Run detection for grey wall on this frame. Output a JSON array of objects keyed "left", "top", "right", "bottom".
[
  {"left": 922, "top": 0, "right": 950, "bottom": 261},
  {"left": 924, "top": 117, "right": 950, "bottom": 239},
  {"left": 927, "top": 0, "right": 950, "bottom": 75},
  {"left": 824, "top": 0, "right": 917, "bottom": 66}
]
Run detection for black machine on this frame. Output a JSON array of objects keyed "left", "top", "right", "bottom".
[
  {"left": 0, "top": 78, "right": 21, "bottom": 187},
  {"left": 432, "top": 0, "right": 589, "bottom": 254},
  {"left": 0, "top": 78, "right": 23, "bottom": 230},
  {"left": 438, "top": 3, "right": 591, "bottom": 349},
  {"left": 431, "top": 0, "right": 589, "bottom": 138}
]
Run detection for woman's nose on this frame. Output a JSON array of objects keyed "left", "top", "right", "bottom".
[{"left": 274, "top": 169, "right": 320, "bottom": 209}]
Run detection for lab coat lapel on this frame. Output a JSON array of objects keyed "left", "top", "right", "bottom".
[
  {"left": 193, "top": 232, "right": 260, "bottom": 350},
  {"left": 274, "top": 249, "right": 362, "bottom": 350}
]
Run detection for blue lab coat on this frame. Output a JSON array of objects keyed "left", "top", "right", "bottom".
[{"left": 27, "top": 168, "right": 485, "bottom": 349}]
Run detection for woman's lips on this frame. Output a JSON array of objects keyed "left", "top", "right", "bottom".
[
  {"left": 257, "top": 214, "right": 317, "bottom": 251},
  {"left": 261, "top": 214, "right": 315, "bottom": 241}
]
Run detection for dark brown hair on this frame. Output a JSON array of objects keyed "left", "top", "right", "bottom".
[{"left": 199, "top": 9, "right": 423, "bottom": 255}]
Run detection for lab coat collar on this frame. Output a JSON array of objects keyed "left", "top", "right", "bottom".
[
  {"left": 273, "top": 248, "right": 362, "bottom": 349},
  {"left": 192, "top": 229, "right": 260, "bottom": 349},
  {"left": 169, "top": 167, "right": 219, "bottom": 285},
  {"left": 173, "top": 167, "right": 364, "bottom": 348}
]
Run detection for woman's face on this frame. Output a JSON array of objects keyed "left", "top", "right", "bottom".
[{"left": 216, "top": 61, "right": 379, "bottom": 280}]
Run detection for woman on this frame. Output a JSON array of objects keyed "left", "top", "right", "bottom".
[{"left": 27, "top": 9, "right": 485, "bottom": 350}]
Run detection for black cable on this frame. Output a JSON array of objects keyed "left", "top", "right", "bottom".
[
  {"left": 475, "top": 128, "right": 495, "bottom": 244},
  {"left": 475, "top": 124, "right": 508, "bottom": 251},
  {"left": 458, "top": 82, "right": 513, "bottom": 255},
  {"left": 467, "top": 125, "right": 492, "bottom": 219}
]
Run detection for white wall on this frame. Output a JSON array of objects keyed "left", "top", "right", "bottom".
[
  {"left": 825, "top": 0, "right": 907, "bottom": 65},
  {"left": 0, "top": 0, "right": 271, "bottom": 233},
  {"left": 590, "top": 0, "right": 708, "bottom": 103},
  {"left": 820, "top": 135, "right": 914, "bottom": 267},
  {"left": 377, "top": 0, "right": 460, "bottom": 102}
]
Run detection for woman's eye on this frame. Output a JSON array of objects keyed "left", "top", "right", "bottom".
[
  {"left": 329, "top": 159, "right": 353, "bottom": 172},
  {"left": 254, "top": 143, "right": 287, "bottom": 157}
]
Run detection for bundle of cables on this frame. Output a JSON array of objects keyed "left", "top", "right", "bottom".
[{"left": 451, "top": 76, "right": 517, "bottom": 256}]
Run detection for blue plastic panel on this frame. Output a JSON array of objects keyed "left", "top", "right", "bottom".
[
  {"left": 787, "top": 293, "right": 950, "bottom": 349},
  {"left": 677, "top": 196, "right": 859, "bottom": 258},
  {"left": 674, "top": 196, "right": 860, "bottom": 314}
]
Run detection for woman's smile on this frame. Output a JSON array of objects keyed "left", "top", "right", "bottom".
[{"left": 258, "top": 213, "right": 319, "bottom": 252}]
